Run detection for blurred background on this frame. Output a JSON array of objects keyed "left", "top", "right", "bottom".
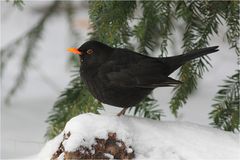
[{"left": 1, "top": 1, "right": 238, "bottom": 159}]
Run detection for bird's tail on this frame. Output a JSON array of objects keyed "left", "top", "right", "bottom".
[{"left": 161, "top": 46, "right": 219, "bottom": 74}]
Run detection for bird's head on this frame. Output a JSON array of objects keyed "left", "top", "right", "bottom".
[{"left": 67, "top": 40, "right": 113, "bottom": 65}]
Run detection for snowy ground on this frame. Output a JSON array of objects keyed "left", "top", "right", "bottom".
[
  {"left": 1, "top": 1, "right": 238, "bottom": 159},
  {"left": 37, "top": 113, "right": 239, "bottom": 160}
]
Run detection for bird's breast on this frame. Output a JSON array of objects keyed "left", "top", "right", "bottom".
[{"left": 80, "top": 66, "right": 106, "bottom": 101}]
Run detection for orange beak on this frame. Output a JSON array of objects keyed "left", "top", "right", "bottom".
[{"left": 67, "top": 48, "right": 81, "bottom": 55}]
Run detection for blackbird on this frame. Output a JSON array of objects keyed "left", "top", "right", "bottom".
[{"left": 68, "top": 41, "right": 219, "bottom": 116}]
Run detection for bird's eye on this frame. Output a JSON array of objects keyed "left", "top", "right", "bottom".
[{"left": 87, "top": 49, "right": 94, "bottom": 55}]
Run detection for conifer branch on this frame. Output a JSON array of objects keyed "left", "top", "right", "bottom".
[
  {"left": 154, "top": 1, "right": 174, "bottom": 56},
  {"left": 209, "top": 70, "right": 239, "bottom": 132},
  {"left": 88, "top": 1, "right": 136, "bottom": 47},
  {"left": 134, "top": 1, "right": 173, "bottom": 56},
  {"left": 225, "top": 2, "right": 240, "bottom": 55},
  {"left": 2, "top": 1, "right": 59, "bottom": 104},
  {"left": 170, "top": 1, "right": 221, "bottom": 116},
  {"left": 1, "top": 36, "right": 23, "bottom": 76},
  {"left": 7, "top": 0, "right": 25, "bottom": 10},
  {"left": 133, "top": 1, "right": 161, "bottom": 55}
]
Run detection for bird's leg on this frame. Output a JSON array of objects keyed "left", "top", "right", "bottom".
[{"left": 117, "top": 108, "right": 128, "bottom": 116}]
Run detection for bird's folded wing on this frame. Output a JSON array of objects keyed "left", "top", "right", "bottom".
[
  {"left": 107, "top": 71, "right": 181, "bottom": 88},
  {"left": 99, "top": 61, "right": 181, "bottom": 88}
]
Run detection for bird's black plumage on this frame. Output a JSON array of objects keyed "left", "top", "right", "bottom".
[{"left": 77, "top": 40, "right": 219, "bottom": 110}]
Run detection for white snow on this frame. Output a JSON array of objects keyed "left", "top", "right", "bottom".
[
  {"left": 57, "top": 153, "right": 64, "bottom": 160},
  {"left": 127, "top": 147, "right": 133, "bottom": 153},
  {"left": 104, "top": 153, "right": 114, "bottom": 159},
  {"left": 37, "top": 133, "right": 63, "bottom": 160},
  {"left": 36, "top": 113, "right": 239, "bottom": 160}
]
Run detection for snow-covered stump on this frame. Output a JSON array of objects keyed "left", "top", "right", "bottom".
[
  {"left": 51, "top": 132, "right": 134, "bottom": 159},
  {"left": 37, "top": 113, "right": 239, "bottom": 160}
]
